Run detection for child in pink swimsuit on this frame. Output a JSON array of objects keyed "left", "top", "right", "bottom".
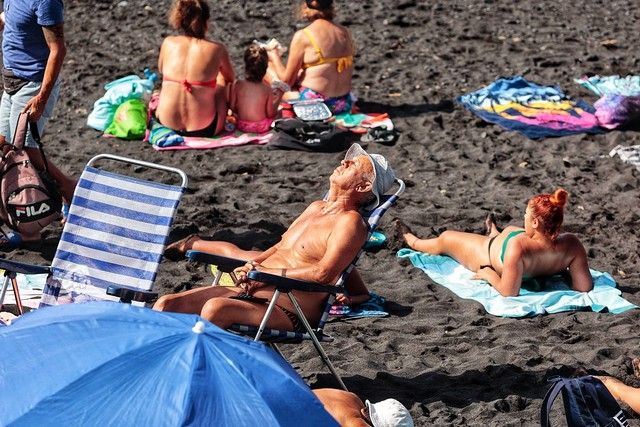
[{"left": 231, "top": 44, "right": 284, "bottom": 133}]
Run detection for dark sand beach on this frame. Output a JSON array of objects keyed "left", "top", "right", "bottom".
[{"left": 4, "top": 0, "right": 640, "bottom": 425}]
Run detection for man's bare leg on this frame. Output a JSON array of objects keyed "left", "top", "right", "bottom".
[
  {"left": 403, "top": 229, "right": 490, "bottom": 272},
  {"left": 164, "top": 236, "right": 262, "bottom": 260},
  {"left": 153, "top": 285, "right": 241, "bottom": 314},
  {"left": 200, "top": 297, "right": 297, "bottom": 330}
]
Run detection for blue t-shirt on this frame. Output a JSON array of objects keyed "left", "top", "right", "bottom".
[{"left": 2, "top": 0, "right": 64, "bottom": 81}]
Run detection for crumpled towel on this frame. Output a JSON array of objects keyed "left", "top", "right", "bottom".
[
  {"left": 575, "top": 75, "right": 640, "bottom": 97},
  {"left": 610, "top": 144, "right": 640, "bottom": 172},
  {"left": 594, "top": 95, "right": 640, "bottom": 129}
]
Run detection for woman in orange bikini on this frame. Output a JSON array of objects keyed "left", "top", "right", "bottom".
[
  {"left": 156, "top": 0, "right": 234, "bottom": 136},
  {"left": 267, "top": 0, "right": 355, "bottom": 114},
  {"left": 397, "top": 189, "right": 593, "bottom": 297}
]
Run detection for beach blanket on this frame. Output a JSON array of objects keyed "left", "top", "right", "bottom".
[
  {"left": 152, "top": 131, "right": 273, "bottom": 151},
  {"left": 457, "top": 76, "right": 603, "bottom": 139},
  {"left": 575, "top": 75, "right": 640, "bottom": 97},
  {"left": 398, "top": 249, "right": 637, "bottom": 317},
  {"left": 609, "top": 144, "right": 640, "bottom": 172},
  {"left": 329, "top": 292, "right": 389, "bottom": 320}
]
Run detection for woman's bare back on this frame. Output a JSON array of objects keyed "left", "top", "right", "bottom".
[
  {"left": 157, "top": 36, "right": 231, "bottom": 132},
  {"left": 297, "top": 20, "right": 354, "bottom": 97}
]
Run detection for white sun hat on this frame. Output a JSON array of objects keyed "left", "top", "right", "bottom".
[
  {"left": 365, "top": 398, "right": 414, "bottom": 427},
  {"left": 343, "top": 143, "right": 396, "bottom": 210}
]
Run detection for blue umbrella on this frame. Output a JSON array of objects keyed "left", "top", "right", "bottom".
[{"left": 0, "top": 302, "right": 338, "bottom": 427}]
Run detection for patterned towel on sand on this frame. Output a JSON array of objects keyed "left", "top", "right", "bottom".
[
  {"left": 153, "top": 131, "right": 273, "bottom": 151},
  {"left": 457, "top": 76, "right": 603, "bottom": 139}
]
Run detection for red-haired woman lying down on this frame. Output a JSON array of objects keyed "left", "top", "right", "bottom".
[{"left": 397, "top": 189, "right": 593, "bottom": 297}]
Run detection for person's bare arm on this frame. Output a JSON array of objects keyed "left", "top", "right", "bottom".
[
  {"left": 0, "top": 12, "right": 5, "bottom": 32},
  {"left": 266, "top": 87, "right": 284, "bottom": 118},
  {"left": 597, "top": 376, "right": 640, "bottom": 414},
  {"left": 158, "top": 40, "right": 166, "bottom": 75},
  {"left": 22, "top": 23, "right": 66, "bottom": 121},
  {"left": 475, "top": 244, "right": 523, "bottom": 297},
  {"left": 567, "top": 236, "right": 593, "bottom": 292},
  {"left": 267, "top": 31, "right": 305, "bottom": 88},
  {"left": 217, "top": 45, "right": 235, "bottom": 85}
]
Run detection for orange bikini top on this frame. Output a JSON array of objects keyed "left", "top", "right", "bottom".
[
  {"left": 301, "top": 29, "right": 353, "bottom": 73},
  {"left": 163, "top": 76, "right": 217, "bottom": 93}
]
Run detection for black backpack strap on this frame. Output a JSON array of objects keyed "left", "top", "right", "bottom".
[
  {"left": 26, "top": 119, "right": 51, "bottom": 173},
  {"left": 540, "top": 379, "right": 565, "bottom": 427}
]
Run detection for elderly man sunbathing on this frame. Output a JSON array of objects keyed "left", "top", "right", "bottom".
[{"left": 154, "top": 143, "right": 396, "bottom": 331}]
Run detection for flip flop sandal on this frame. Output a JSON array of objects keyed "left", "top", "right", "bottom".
[{"left": 360, "top": 127, "right": 399, "bottom": 145}]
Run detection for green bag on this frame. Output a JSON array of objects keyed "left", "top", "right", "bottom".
[{"left": 104, "top": 99, "right": 148, "bottom": 140}]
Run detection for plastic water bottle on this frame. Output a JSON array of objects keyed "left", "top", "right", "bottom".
[{"left": 224, "top": 113, "right": 236, "bottom": 132}]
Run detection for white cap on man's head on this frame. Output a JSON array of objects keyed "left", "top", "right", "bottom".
[
  {"left": 344, "top": 143, "right": 396, "bottom": 210},
  {"left": 365, "top": 399, "right": 414, "bottom": 427}
]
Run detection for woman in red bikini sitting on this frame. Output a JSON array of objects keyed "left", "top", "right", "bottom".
[
  {"left": 396, "top": 189, "right": 593, "bottom": 297},
  {"left": 156, "top": 0, "right": 234, "bottom": 137},
  {"left": 266, "top": 0, "right": 355, "bottom": 114}
]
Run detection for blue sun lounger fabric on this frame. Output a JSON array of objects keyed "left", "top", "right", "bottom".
[
  {"left": 40, "top": 166, "right": 184, "bottom": 307},
  {"left": 398, "top": 249, "right": 637, "bottom": 318},
  {"left": 457, "top": 76, "right": 604, "bottom": 139}
]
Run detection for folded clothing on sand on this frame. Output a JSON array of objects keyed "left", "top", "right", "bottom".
[
  {"left": 397, "top": 249, "right": 638, "bottom": 317},
  {"left": 148, "top": 119, "right": 184, "bottom": 147},
  {"left": 457, "top": 76, "right": 603, "bottom": 139}
]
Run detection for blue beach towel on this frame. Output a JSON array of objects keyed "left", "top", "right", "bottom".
[
  {"left": 329, "top": 292, "right": 388, "bottom": 320},
  {"left": 398, "top": 249, "right": 637, "bottom": 318},
  {"left": 457, "top": 76, "right": 604, "bottom": 139}
]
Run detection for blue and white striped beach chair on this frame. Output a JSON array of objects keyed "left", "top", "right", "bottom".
[
  {"left": 187, "top": 178, "right": 405, "bottom": 390},
  {"left": 0, "top": 155, "right": 187, "bottom": 311}
]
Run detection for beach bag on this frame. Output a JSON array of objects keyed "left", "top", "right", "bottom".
[
  {"left": 268, "top": 118, "right": 351, "bottom": 152},
  {"left": 540, "top": 376, "right": 628, "bottom": 427},
  {"left": 104, "top": 99, "right": 148, "bottom": 140},
  {"left": 0, "top": 113, "right": 62, "bottom": 235}
]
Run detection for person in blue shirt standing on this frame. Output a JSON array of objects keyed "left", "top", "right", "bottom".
[{"left": 0, "top": 0, "right": 76, "bottom": 245}]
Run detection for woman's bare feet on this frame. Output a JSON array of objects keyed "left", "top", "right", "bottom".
[
  {"left": 633, "top": 358, "right": 640, "bottom": 379},
  {"left": 484, "top": 212, "right": 499, "bottom": 236},
  {"left": 393, "top": 219, "right": 418, "bottom": 249},
  {"left": 164, "top": 234, "right": 200, "bottom": 261}
]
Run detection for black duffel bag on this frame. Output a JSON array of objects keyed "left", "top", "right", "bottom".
[{"left": 268, "top": 118, "right": 353, "bottom": 152}]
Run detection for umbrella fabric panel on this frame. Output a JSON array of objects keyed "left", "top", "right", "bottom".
[{"left": 0, "top": 303, "right": 338, "bottom": 427}]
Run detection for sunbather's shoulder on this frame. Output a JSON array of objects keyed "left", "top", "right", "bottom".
[{"left": 556, "top": 233, "right": 586, "bottom": 253}]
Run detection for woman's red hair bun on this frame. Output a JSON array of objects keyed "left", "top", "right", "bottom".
[{"left": 549, "top": 188, "right": 569, "bottom": 208}]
